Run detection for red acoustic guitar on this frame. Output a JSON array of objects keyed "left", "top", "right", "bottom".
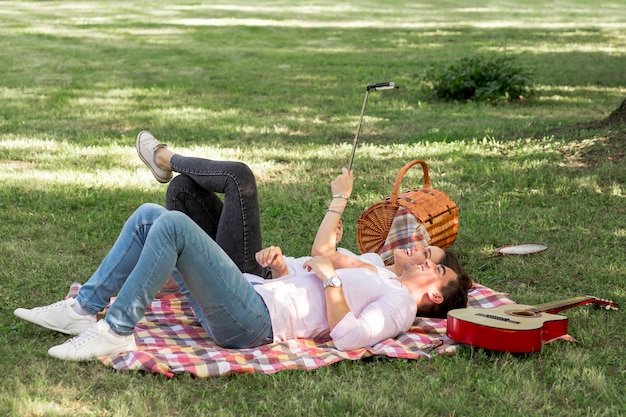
[{"left": 446, "top": 296, "right": 619, "bottom": 353}]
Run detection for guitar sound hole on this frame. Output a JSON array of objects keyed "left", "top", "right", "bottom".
[{"left": 508, "top": 310, "right": 538, "bottom": 317}]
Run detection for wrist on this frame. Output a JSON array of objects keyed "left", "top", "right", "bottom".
[
  {"left": 323, "top": 275, "right": 342, "bottom": 289},
  {"left": 327, "top": 199, "right": 347, "bottom": 215}
]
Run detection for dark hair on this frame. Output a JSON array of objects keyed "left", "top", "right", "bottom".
[
  {"left": 441, "top": 249, "right": 473, "bottom": 292},
  {"left": 418, "top": 249, "right": 472, "bottom": 319},
  {"left": 421, "top": 275, "right": 468, "bottom": 319}
]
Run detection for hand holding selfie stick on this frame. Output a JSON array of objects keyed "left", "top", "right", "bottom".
[{"left": 348, "top": 82, "right": 398, "bottom": 171}]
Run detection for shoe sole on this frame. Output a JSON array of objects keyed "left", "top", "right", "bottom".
[
  {"left": 48, "top": 340, "right": 137, "bottom": 361},
  {"left": 47, "top": 321, "right": 137, "bottom": 361},
  {"left": 136, "top": 131, "right": 172, "bottom": 183}
]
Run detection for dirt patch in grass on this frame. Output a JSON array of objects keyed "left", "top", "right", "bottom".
[
  {"left": 549, "top": 97, "right": 626, "bottom": 166},
  {"left": 560, "top": 132, "right": 626, "bottom": 167}
]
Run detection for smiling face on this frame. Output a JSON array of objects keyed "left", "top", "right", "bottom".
[
  {"left": 401, "top": 259, "right": 457, "bottom": 287},
  {"left": 392, "top": 245, "right": 445, "bottom": 268},
  {"left": 398, "top": 259, "right": 466, "bottom": 318}
]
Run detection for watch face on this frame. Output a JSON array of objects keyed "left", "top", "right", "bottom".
[
  {"left": 330, "top": 276, "right": 342, "bottom": 287},
  {"left": 324, "top": 276, "right": 342, "bottom": 288}
]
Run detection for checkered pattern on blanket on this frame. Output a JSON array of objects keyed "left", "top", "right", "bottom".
[{"left": 67, "top": 283, "right": 514, "bottom": 378}]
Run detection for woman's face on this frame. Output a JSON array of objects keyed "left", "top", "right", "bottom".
[{"left": 393, "top": 245, "right": 445, "bottom": 267}]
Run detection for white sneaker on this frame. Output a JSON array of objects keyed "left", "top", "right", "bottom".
[
  {"left": 136, "top": 130, "right": 172, "bottom": 183},
  {"left": 48, "top": 320, "right": 136, "bottom": 361},
  {"left": 14, "top": 298, "right": 97, "bottom": 335}
]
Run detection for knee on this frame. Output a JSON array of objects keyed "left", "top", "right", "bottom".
[
  {"left": 126, "top": 203, "right": 167, "bottom": 228},
  {"left": 168, "top": 175, "right": 196, "bottom": 194},
  {"left": 229, "top": 162, "right": 255, "bottom": 182},
  {"left": 166, "top": 175, "right": 196, "bottom": 206},
  {"left": 228, "top": 162, "right": 257, "bottom": 196},
  {"left": 135, "top": 203, "right": 167, "bottom": 219},
  {"left": 155, "top": 209, "right": 193, "bottom": 230}
]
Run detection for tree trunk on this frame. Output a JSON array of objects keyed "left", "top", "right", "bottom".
[{"left": 599, "top": 97, "right": 626, "bottom": 127}]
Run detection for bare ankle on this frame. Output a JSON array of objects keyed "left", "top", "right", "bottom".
[{"left": 155, "top": 148, "right": 174, "bottom": 171}]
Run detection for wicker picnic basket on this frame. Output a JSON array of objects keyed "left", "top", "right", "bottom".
[{"left": 356, "top": 160, "right": 459, "bottom": 257}]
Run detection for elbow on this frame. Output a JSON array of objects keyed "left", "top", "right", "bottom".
[
  {"left": 311, "top": 245, "right": 333, "bottom": 257},
  {"left": 331, "top": 329, "right": 366, "bottom": 351},
  {"left": 332, "top": 339, "right": 359, "bottom": 352}
]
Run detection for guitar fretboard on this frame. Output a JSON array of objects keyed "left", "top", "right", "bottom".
[{"left": 531, "top": 296, "right": 592, "bottom": 313}]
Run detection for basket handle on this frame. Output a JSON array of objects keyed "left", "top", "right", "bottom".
[{"left": 390, "top": 160, "right": 430, "bottom": 204}]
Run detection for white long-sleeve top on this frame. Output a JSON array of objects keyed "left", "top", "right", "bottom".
[{"left": 248, "top": 253, "right": 416, "bottom": 351}]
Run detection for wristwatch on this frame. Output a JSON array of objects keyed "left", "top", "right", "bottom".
[{"left": 323, "top": 276, "right": 342, "bottom": 289}]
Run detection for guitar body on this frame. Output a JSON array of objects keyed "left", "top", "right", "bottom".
[
  {"left": 447, "top": 304, "right": 569, "bottom": 353},
  {"left": 446, "top": 296, "right": 619, "bottom": 353}
]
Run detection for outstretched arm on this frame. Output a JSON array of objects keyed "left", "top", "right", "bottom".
[
  {"left": 327, "top": 251, "right": 377, "bottom": 272},
  {"left": 311, "top": 167, "right": 353, "bottom": 256}
]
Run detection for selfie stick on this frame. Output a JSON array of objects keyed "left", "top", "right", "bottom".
[{"left": 348, "top": 82, "right": 398, "bottom": 171}]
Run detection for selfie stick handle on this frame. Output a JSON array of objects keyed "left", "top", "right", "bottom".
[
  {"left": 348, "top": 82, "right": 398, "bottom": 170},
  {"left": 348, "top": 89, "right": 370, "bottom": 171}
]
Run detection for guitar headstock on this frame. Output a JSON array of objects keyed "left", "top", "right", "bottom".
[{"left": 584, "top": 296, "right": 620, "bottom": 311}]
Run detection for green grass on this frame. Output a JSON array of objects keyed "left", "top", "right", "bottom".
[{"left": 1, "top": 1, "right": 625, "bottom": 416}]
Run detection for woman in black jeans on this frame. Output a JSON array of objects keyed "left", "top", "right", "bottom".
[
  {"left": 137, "top": 130, "right": 268, "bottom": 281},
  {"left": 136, "top": 130, "right": 472, "bottom": 296}
]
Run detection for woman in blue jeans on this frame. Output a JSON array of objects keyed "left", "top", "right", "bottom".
[
  {"left": 14, "top": 198, "right": 465, "bottom": 360},
  {"left": 15, "top": 202, "right": 275, "bottom": 359}
]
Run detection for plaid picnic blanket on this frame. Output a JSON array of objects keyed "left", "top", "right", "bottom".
[{"left": 67, "top": 283, "right": 515, "bottom": 378}]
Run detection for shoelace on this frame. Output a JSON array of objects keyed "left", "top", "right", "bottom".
[
  {"left": 140, "top": 134, "right": 166, "bottom": 155},
  {"left": 141, "top": 138, "right": 168, "bottom": 168},
  {"left": 67, "top": 322, "right": 103, "bottom": 347},
  {"left": 141, "top": 137, "right": 158, "bottom": 154},
  {"left": 33, "top": 299, "right": 72, "bottom": 311}
]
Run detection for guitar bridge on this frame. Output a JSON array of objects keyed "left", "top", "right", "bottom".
[{"left": 476, "top": 312, "right": 521, "bottom": 324}]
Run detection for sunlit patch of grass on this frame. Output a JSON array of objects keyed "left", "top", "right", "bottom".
[{"left": 1, "top": 2, "right": 625, "bottom": 417}]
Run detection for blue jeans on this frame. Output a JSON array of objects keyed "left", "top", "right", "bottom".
[
  {"left": 165, "top": 155, "right": 268, "bottom": 277},
  {"left": 76, "top": 203, "right": 273, "bottom": 348}
]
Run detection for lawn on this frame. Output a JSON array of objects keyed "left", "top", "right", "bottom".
[{"left": 1, "top": 1, "right": 624, "bottom": 416}]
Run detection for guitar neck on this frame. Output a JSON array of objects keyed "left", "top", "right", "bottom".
[{"left": 532, "top": 296, "right": 619, "bottom": 314}]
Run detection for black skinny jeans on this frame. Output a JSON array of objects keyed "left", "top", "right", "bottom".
[{"left": 166, "top": 155, "right": 267, "bottom": 277}]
